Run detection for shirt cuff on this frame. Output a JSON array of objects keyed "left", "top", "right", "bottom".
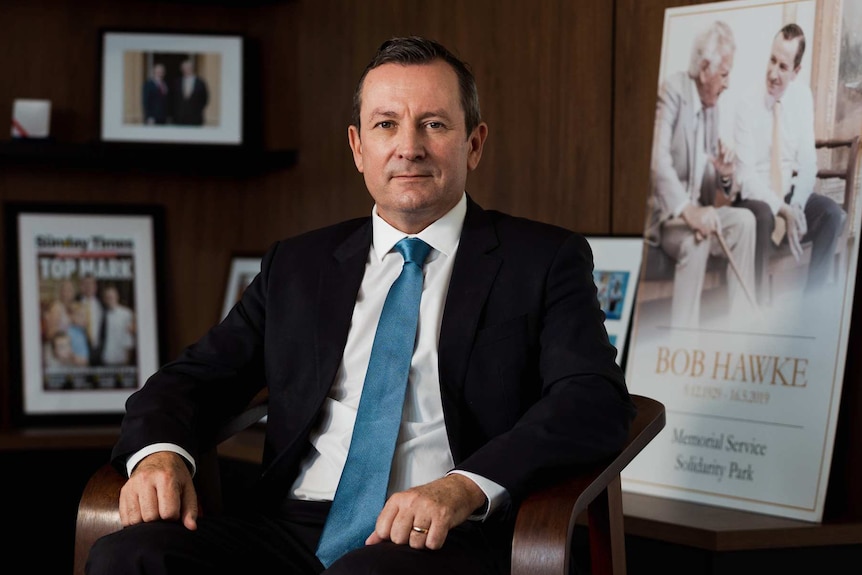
[
  {"left": 124, "top": 443, "right": 196, "bottom": 478},
  {"left": 447, "top": 470, "right": 509, "bottom": 521}
]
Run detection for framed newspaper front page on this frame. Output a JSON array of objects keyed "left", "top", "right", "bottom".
[{"left": 4, "top": 203, "right": 166, "bottom": 425}]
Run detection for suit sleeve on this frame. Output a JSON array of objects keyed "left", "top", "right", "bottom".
[
  {"left": 109, "top": 243, "right": 275, "bottom": 472},
  {"left": 454, "top": 233, "right": 636, "bottom": 503},
  {"left": 652, "top": 75, "right": 691, "bottom": 219}
]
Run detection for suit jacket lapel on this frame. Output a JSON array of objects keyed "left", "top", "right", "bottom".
[
  {"left": 315, "top": 221, "right": 372, "bottom": 393},
  {"left": 438, "top": 198, "right": 501, "bottom": 460}
]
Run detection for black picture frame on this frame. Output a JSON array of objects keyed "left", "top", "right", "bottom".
[
  {"left": 3, "top": 202, "right": 167, "bottom": 426},
  {"left": 99, "top": 29, "right": 245, "bottom": 146}
]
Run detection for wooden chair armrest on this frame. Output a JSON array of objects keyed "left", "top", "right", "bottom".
[
  {"left": 73, "top": 463, "right": 125, "bottom": 575},
  {"left": 73, "top": 388, "right": 271, "bottom": 575},
  {"left": 511, "top": 395, "right": 666, "bottom": 575}
]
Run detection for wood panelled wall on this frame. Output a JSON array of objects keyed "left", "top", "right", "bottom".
[
  {"left": 1, "top": 0, "right": 859, "bottom": 519},
  {"left": 0, "top": 0, "right": 618, "bottom": 421}
]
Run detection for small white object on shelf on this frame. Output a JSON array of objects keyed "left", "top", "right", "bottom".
[{"left": 11, "top": 99, "right": 51, "bottom": 138}]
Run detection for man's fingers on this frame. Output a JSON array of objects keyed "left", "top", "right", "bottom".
[
  {"left": 402, "top": 521, "right": 446, "bottom": 550},
  {"left": 181, "top": 481, "right": 199, "bottom": 530},
  {"left": 369, "top": 497, "right": 403, "bottom": 544},
  {"left": 788, "top": 230, "right": 802, "bottom": 262}
]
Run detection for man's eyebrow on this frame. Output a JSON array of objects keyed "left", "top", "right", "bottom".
[
  {"left": 367, "top": 109, "right": 398, "bottom": 119},
  {"left": 418, "top": 109, "right": 453, "bottom": 121},
  {"left": 366, "top": 109, "right": 453, "bottom": 121}
]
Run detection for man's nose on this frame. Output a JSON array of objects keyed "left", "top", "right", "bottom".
[
  {"left": 397, "top": 126, "right": 426, "bottom": 160},
  {"left": 767, "top": 64, "right": 778, "bottom": 81}
]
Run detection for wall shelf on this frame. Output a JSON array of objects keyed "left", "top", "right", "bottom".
[
  {"left": 0, "top": 140, "right": 297, "bottom": 176},
  {"left": 0, "top": 426, "right": 119, "bottom": 451}
]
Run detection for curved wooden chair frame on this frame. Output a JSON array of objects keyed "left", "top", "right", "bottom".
[{"left": 74, "top": 394, "right": 664, "bottom": 575}]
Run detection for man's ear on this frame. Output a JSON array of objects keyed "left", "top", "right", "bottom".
[
  {"left": 467, "top": 123, "right": 489, "bottom": 171},
  {"left": 348, "top": 125, "right": 364, "bottom": 173}
]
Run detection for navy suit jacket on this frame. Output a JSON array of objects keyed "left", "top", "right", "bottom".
[{"left": 114, "top": 195, "right": 634, "bottom": 530}]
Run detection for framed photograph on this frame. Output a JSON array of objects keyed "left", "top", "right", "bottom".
[
  {"left": 3, "top": 202, "right": 166, "bottom": 425},
  {"left": 100, "top": 30, "right": 244, "bottom": 145},
  {"left": 221, "top": 255, "right": 262, "bottom": 320},
  {"left": 585, "top": 235, "right": 643, "bottom": 370}
]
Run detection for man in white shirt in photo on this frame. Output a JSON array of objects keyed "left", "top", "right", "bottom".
[{"left": 734, "top": 23, "right": 846, "bottom": 295}]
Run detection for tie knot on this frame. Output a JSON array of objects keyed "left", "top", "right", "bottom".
[{"left": 395, "top": 237, "right": 431, "bottom": 267}]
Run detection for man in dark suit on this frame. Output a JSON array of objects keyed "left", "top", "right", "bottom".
[
  {"left": 86, "top": 37, "right": 635, "bottom": 575},
  {"left": 173, "top": 58, "right": 209, "bottom": 126},
  {"left": 142, "top": 62, "right": 169, "bottom": 125}
]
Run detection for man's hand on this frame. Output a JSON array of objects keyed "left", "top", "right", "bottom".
[
  {"left": 778, "top": 204, "right": 803, "bottom": 261},
  {"left": 791, "top": 203, "right": 807, "bottom": 238},
  {"left": 366, "top": 474, "right": 486, "bottom": 551},
  {"left": 681, "top": 204, "right": 721, "bottom": 242},
  {"left": 118, "top": 451, "right": 198, "bottom": 530},
  {"left": 711, "top": 138, "right": 735, "bottom": 180}
]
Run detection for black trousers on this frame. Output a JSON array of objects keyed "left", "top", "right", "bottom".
[
  {"left": 85, "top": 499, "right": 504, "bottom": 575},
  {"left": 735, "top": 192, "right": 845, "bottom": 299}
]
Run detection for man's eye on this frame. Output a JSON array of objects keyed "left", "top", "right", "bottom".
[
  {"left": 426, "top": 122, "right": 444, "bottom": 129},
  {"left": 376, "top": 121, "right": 394, "bottom": 129}
]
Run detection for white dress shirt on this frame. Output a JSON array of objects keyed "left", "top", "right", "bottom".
[
  {"left": 101, "top": 304, "right": 135, "bottom": 366},
  {"left": 289, "top": 193, "right": 506, "bottom": 518},
  {"left": 668, "top": 76, "right": 712, "bottom": 218},
  {"left": 734, "top": 79, "right": 818, "bottom": 214},
  {"left": 128, "top": 193, "right": 507, "bottom": 519}
]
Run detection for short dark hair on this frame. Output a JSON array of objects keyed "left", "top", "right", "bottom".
[
  {"left": 351, "top": 36, "right": 482, "bottom": 138},
  {"left": 779, "top": 23, "right": 805, "bottom": 70}
]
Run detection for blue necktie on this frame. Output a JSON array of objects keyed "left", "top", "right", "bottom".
[{"left": 315, "top": 237, "right": 432, "bottom": 568}]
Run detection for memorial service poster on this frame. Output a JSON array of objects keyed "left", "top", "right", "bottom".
[{"left": 622, "top": 0, "right": 862, "bottom": 521}]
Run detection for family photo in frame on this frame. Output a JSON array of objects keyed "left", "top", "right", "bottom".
[{"left": 4, "top": 203, "right": 165, "bottom": 424}]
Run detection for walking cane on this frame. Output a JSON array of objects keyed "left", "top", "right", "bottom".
[{"left": 715, "top": 231, "right": 759, "bottom": 313}]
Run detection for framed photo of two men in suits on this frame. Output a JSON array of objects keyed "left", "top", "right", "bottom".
[
  {"left": 3, "top": 202, "right": 166, "bottom": 425},
  {"left": 100, "top": 30, "right": 244, "bottom": 145}
]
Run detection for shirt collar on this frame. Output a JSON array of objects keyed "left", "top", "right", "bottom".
[
  {"left": 688, "top": 75, "right": 704, "bottom": 117},
  {"left": 371, "top": 192, "right": 466, "bottom": 262}
]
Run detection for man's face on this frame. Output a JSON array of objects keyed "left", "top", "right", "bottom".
[
  {"left": 766, "top": 35, "right": 800, "bottom": 100},
  {"left": 103, "top": 288, "right": 118, "bottom": 308},
  {"left": 697, "top": 51, "right": 733, "bottom": 108},
  {"left": 348, "top": 60, "right": 487, "bottom": 233},
  {"left": 81, "top": 277, "right": 97, "bottom": 297},
  {"left": 154, "top": 64, "right": 165, "bottom": 80}
]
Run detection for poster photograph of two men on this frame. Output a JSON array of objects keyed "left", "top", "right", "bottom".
[{"left": 623, "top": 0, "right": 862, "bottom": 523}]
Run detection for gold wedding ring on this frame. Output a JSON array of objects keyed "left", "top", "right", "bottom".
[{"left": 411, "top": 526, "right": 429, "bottom": 534}]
